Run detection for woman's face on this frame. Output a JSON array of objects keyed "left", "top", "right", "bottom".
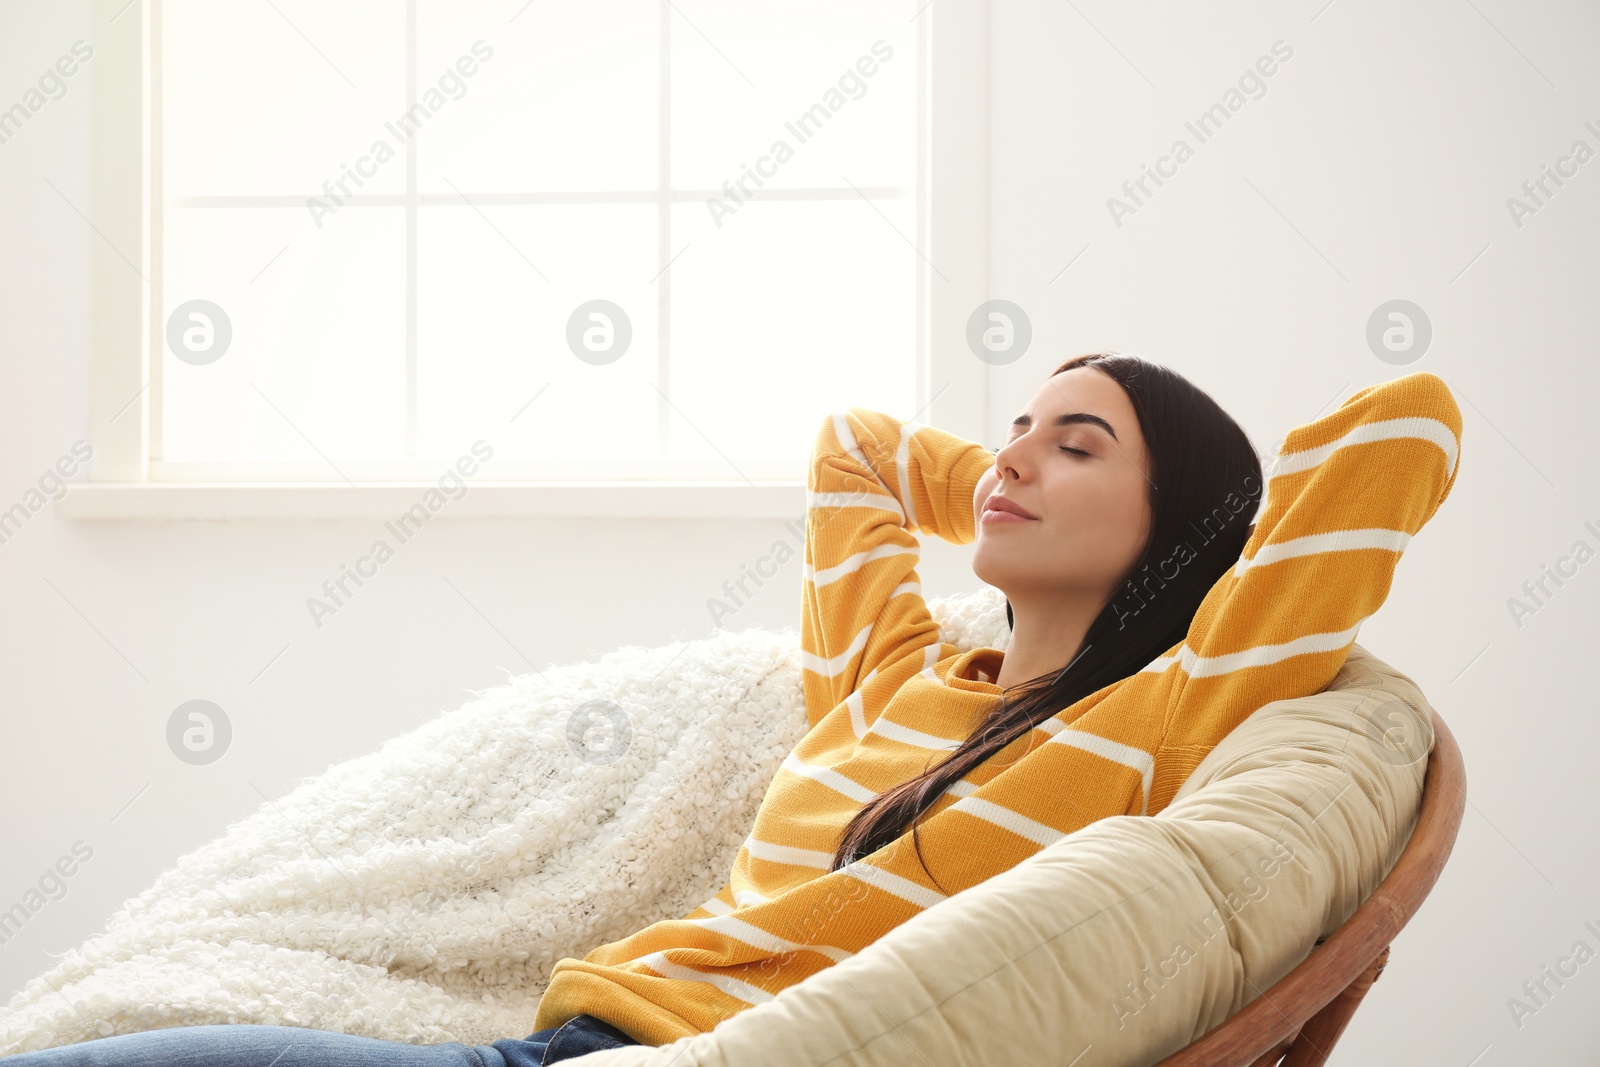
[{"left": 971, "top": 366, "right": 1154, "bottom": 607}]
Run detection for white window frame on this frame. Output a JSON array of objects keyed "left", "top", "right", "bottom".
[{"left": 67, "top": 0, "right": 988, "bottom": 520}]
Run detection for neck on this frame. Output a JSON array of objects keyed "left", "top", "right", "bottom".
[{"left": 996, "top": 595, "right": 1098, "bottom": 690}]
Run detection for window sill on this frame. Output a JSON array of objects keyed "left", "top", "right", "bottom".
[{"left": 57, "top": 482, "right": 808, "bottom": 520}]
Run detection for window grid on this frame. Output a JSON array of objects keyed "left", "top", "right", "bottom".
[{"left": 153, "top": 1, "right": 918, "bottom": 476}]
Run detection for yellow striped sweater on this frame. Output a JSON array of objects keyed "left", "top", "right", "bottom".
[{"left": 533, "top": 371, "right": 1462, "bottom": 1045}]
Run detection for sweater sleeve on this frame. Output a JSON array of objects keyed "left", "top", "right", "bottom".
[
  {"left": 1154, "top": 371, "right": 1463, "bottom": 785},
  {"left": 800, "top": 408, "right": 994, "bottom": 730}
]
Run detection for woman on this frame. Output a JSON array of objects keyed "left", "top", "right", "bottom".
[{"left": 4, "top": 352, "right": 1461, "bottom": 1063}]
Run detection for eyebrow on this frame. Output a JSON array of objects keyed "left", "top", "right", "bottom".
[{"left": 1009, "top": 411, "right": 1119, "bottom": 441}]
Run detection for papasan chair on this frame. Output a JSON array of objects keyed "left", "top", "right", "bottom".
[{"left": 0, "top": 580, "right": 1458, "bottom": 1067}]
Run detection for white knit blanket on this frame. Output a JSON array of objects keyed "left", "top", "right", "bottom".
[{"left": 0, "top": 588, "right": 1011, "bottom": 1056}]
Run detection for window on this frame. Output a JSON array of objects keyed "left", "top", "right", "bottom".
[{"left": 76, "top": 0, "right": 989, "bottom": 517}]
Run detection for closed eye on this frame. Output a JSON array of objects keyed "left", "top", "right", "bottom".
[{"left": 1060, "top": 447, "right": 1090, "bottom": 457}]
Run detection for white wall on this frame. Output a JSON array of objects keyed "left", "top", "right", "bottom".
[
  {"left": 984, "top": 2, "right": 1600, "bottom": 1063},
  {"left": 0, "top": 0, "right": 989, "bottom": 1016},
  {"left": 3, "top": 2, "right": 1598, "bottom": 1064}
]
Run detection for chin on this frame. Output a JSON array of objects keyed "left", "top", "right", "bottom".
[{"left": 969, "top": 551, "right": 1017, "bottom": 593}]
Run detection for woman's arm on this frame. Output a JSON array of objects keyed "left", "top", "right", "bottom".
[
  {"left": 800, "top": 408, "right": 993, "bottom": 730},
  {"left": 1156, "top": 371, "right": 1462, "bottom": 769}
]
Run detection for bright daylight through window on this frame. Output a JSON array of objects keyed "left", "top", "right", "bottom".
[{"left": 153, "top": 1, "right": 922, "bottom": 485}]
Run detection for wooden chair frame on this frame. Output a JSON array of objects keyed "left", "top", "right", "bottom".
[{"left": 1154, "top": 707, "right": 1466, "bottom": 1067}]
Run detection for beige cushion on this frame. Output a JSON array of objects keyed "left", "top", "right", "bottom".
[{"left": 571, "top": 642, "right": 1431, "bottom": 1066}]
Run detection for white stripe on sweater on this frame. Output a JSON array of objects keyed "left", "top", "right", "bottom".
[
  {"left": 743, "top": 834, "right": 837, "bottom": 870},
  {"left": 781, "top": 751, "right": 878, "bottom": 803},
  {"left": 695, "top": 894, "right": 735, "bottom": 916},
  {"left": 801, "top": 621, "right": 875, "bottom": 679},
  {"left": 679, "top": 913, "right": 855, "bottom": 964},
  {"left": 831, "top": 411, "right": 872, "bottom": 471},
  {"left": 949, "top": 796, "right": 1066, "bottom": 847},
  {"left": 804, "top": 542, "right": 920, "bottom": 590},
  {"left": 634, "top": 951, "right": 775, "bottom": 1005},
  {"left": 842, "top": 644, "right": 932, "bottom": 740},
  {"left": 867, "top": 715, "right": 962, "bottom": 751},
  {"left": 1233, "top": 527, "right": 1413, "bottom": 578},
  {"left": 805, "top": 489, "right": 905, "bottom": 520},
  {"left": 845, "top": 686, "right": 870, "bottom": 739},
  {"left": 830, "top": 412, "right": 899, "bottom": 499},
  {"left": 1174, "top": 620, "right": 1363, "bottom": 679},
  {"left": 840, "top": 859, "right": 947, "bottom": 908},
  {"left": 1270, "top": 415, "right": 1458, "bottom": 480},
  {"left": 1034, "top": 721, "right": 1155, "bottom": 816},
  {"left": 1140, "top": 654, "right": 1179, "bottom": 674},
  {"left": 895, "top": 423, "right": 920, "bottom": 531}
]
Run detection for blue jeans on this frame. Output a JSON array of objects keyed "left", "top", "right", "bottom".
[{"left": 0, "top": 1013, "right": 640, "bottom": 1066}]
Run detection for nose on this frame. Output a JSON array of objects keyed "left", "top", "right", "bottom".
[{"left": 991, "top": 441, "right": 1027, "bottom": 482}]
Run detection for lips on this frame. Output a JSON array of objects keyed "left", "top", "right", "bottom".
[{"left": 983, "top": 496, "right": 1037, "bottom": 520}]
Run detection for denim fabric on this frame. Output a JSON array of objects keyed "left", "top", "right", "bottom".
[
  {"left": 0, "top": 1013, "right": 640, "bottom": 1066},
  {"left": 532, "top": 1015, "right": 640, "bottom": 1063}
]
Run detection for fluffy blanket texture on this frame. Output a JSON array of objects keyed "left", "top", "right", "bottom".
[{"left": 0, "top": 588, "right": 1013, "bottom": 1056}]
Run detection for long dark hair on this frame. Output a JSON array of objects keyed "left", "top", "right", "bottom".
[{"left": 828, "top": 352, "right": 1264, "bottom": 890}]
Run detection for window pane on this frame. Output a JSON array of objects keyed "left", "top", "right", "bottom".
[
  {"left": 416, "top": 204, "right": 662, "bottom": 463},
  {"left": 161, "top": 207, "right": 407, "bottom": 462},
  {"left": 157, "top": 4, "right": 922, "bottom": 480},
  {"left": 416, "top": 0, "right": 659, "bottom": 195},
  {"left": 671, "top": 0, "right": 918, "bottom": 191},
  {"left": 668, "top": 197, "right": 918, "bottom": 475},
  {"left": 163, "top": 0, "right": 407, "bottom": 198}
]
